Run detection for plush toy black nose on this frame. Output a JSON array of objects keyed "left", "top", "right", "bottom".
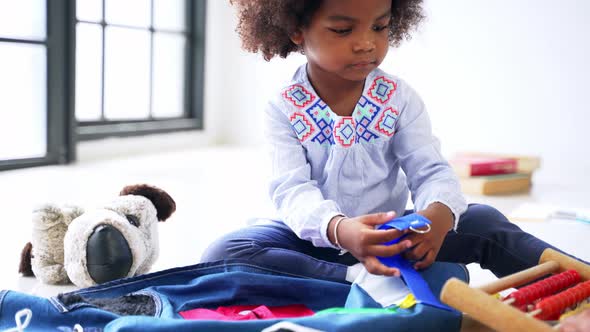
[{"left": 86, "top": 224, "right": 133, "bottom": 284}]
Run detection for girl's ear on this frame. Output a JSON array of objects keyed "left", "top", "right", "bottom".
[{"left": 290, "top": 29, "right": 304, "bottom": 46}]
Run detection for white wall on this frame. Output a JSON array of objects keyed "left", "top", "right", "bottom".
[
  {"left": 205, "top": 0, "right": 590, "bottom": 184},
  {"left": 381, "top": 0, "right": 590, "bottom": 182},
  {"left": 203, "top": 0, "right": 306, "bottom": 145}
]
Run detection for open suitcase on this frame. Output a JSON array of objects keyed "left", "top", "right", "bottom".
[{"left": 0, "top": 259, "right": 468, "bottom": 332}]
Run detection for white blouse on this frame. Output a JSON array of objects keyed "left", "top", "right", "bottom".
[{"left": 263, "top": 64, "right": 467, "bottom": 248}]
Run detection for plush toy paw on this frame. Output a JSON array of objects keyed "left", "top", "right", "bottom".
[
  {"left": 19, "top": 184, "right": 176, "bottom": 288},
  {"left": 21, "top": 204, "right": 85, "bottom": 284}
]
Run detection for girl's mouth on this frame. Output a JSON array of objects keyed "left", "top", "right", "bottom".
[{"left": 350, "top": 61, "right": 376, "bottom": 69}]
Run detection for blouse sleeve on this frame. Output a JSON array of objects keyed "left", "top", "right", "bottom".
[
  {"left": 264, "top": 99, "right": 343, "bottom": 248},
  {"left": 391, "top": 82, "right": 467, "bottom": 229}
]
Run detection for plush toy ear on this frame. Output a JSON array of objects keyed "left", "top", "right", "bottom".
[
  {"left": 120, "top": 184, "right": 176, "bottom": 221},
  {"left": 18, "top": 242, "right": 34, "bottom": 277}
]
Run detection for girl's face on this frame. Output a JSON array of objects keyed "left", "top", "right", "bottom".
[{"left": 292, "top": 0, "right": 392, "bottom": 83}]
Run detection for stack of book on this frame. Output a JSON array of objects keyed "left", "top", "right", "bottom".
[{"left": 449, "top": 152, "right": 541, "bottom": 196}]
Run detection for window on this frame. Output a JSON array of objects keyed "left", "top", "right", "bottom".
[
  {"left": 76, "top": 0, "right": 205, "bottom": 139},
  {"left": 0, "top": 0, "right": 73, "bottom": 171},
  {"left": 0, "top": 0, "right": 206, "bottom": 170}
]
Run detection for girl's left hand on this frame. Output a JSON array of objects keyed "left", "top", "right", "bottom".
[{"left": 402, "top": 202, "right": 454, "bottom": 270}]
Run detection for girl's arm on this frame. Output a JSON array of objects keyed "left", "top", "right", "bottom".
[
  {"left": 389, "top": 81, "right": 467, "bottom": 269},
  {"left": 391, "top": 81, "right": 467, "bottom": 230},
  {"left": 264, "top": 98, "right": 343, "bottom": 248}
]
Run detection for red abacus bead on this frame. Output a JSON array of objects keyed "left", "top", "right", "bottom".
[
  {"left": 534, "top": 280, "right": 590, "bottom": 321},
  {"left": 505, "top": 270, "right": 581, "bottom": 306}
]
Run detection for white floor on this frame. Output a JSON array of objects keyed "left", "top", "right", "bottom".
[{"left": 1, "top": 137, "right": 589, "bottom": 298}]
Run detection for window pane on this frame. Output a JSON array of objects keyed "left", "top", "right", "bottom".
[
  {"left": 105, "top": 0, "right": 150, "bottom": 28},
  {"left": 104, "top": 27, "right": 150, "bottom": 120},
  {"left": 153, "top": 0, "right": 185, "bottom": 32},
  {"left": 0, "top": 43, "right": 46, "bottom": 159},
  {"left": 77, "top": 0, "right": 103, "bottom": 22},
  {"left": 0, "top": 0, "right": 45, "bottom": 40},
  {"left": 76, "top": 23, "right": 103, "bottom": 121},
  {"left": 152, "top": 33, "right": 185, "bottom": 118}
]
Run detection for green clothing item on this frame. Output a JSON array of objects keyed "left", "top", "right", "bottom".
[{"left": 315, "top": 307, "right": 401, "bottom": 315}]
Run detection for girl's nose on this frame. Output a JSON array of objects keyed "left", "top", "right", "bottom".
[{"left": 353, "top": 35, "right": 376, "bottom": 53}]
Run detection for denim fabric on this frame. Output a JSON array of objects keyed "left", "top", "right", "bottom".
[
  {"left": 203, "top": 204, "right": 580, "bottom": 281},
  {"left": 437, "top": 204, "right": 586, "bottom": 277},
  {"left": 0, "top": 259, "right": 465, "bottom": 332},
  {"left": 201, "top": 220, "right": 357, "bottom": 282}
]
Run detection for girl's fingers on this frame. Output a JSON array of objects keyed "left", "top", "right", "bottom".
[
  {"left": 414, "top": 249, "right": 436, "bottom": 270},
  {"left": 360, "top": 211, "right": 397, "bottom": 226},
  {"left": 365, "top": 240, "right": 412, "bottom": 258},
  {"left": 363, "top": 256, "right": 401, "bottom": 277},
  {"left": 403, "top": 241, "right": 429, "bottom": 261},
  {"left": 400, "top": 232, "right": 422, "bottom": 246},
  {"left": 360, "top": 228, "right": 406, "bottom": 244}
]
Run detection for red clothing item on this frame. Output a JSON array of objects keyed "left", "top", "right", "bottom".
[{"left": 179, "top": 304, "right": 314, "bottom": 321}]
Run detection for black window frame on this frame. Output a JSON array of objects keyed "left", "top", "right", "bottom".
[
  {"left": 0, "top": 0, "right": 75, "bottom": 171},
  {"left": 76, "top": 0, "right": 206, "bottom": 140},
  {"left": 0, "top": 0, "right": 206, "bottom": 171}
]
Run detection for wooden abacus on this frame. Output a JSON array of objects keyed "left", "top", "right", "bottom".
[{"left": 440, "top": 249, "right": 590, "bottom": 332}]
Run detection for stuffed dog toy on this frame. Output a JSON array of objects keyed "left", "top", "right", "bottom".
[{"left": 19, "top": 184, "right": 176, "bottom": 288}]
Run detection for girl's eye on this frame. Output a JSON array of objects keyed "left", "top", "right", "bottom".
[
  {"left": 372, "top": 25, "right": 387, "bottom": 32},
  {"left": 329, "top": 28, "right": 352, "bottom": 35}
]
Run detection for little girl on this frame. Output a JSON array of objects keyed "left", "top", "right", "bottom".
[{"left": 203, "top": 0, "right": 581, "bottom": 286}]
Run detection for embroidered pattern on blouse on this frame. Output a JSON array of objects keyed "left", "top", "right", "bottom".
[
  {"left": 334, "top": 117, "right": 356, "bottom": 147},
  {"left": 368, "top": 76, "right": 396, "bottom": 104},
  {"left": 375, "top": 107, "right": 399, "bottom": 137},
  {"left": 289, "top": 111, "right": 315, "bottom": 142},
  {"left": 283, "top": 85, "right": 315, "bottom": 108},
  {"left": 353, "top": 96, "right": 381, "bottom": 143},
  {"left": 306, "top": 101, "right": 335, "bottom": 145},
  {"left": 283, "top": 75, "right": 399, "bottom": 147}
]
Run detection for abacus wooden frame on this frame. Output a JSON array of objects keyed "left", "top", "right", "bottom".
[{"left": 440, "top": 249, "right": 590, "bottom": 332}]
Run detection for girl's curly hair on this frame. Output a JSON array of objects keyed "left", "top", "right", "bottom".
[{"left": 230, "top": 0, "right": 424, "bottom": 61}]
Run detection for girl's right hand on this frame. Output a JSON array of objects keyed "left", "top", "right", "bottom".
[{"left": 328, "top": 211, "right": 412, "bottom": 277}]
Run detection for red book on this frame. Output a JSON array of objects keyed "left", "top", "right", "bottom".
[{"left": 450, "top": 156, "right": 518, "bottom": 177}]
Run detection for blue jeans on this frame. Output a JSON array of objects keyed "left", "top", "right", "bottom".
[
  {"left": 202, "top": 204, "right": 573, "bottom": 280},
  {"left": 0, "top": 259, "right": 465, "bottom": 332}
]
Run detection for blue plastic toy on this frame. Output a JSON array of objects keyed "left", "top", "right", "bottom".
[{"left": 377, "top": 213, "right": 451, "bottom": 311}]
